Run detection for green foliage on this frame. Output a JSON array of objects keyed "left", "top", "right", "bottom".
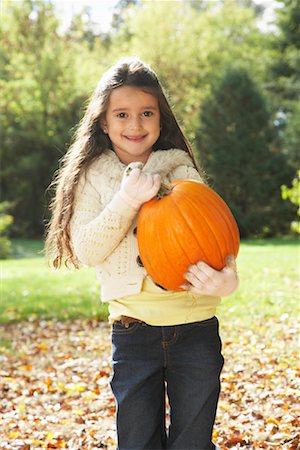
[
  {"left": 267, "top": 0, "right": 300, "bottom": 171},
  {"left": 0, "top": 238, "right": 12, "bottom": 260},
  {"left": 196, "top": 67, "right": 294, "bottom": 237},
  {"left": 110, "top": 0, "right": 271, "bottom": 140},
  {"left": 111, "top": 0, "right": 140, "bottom": 31},
  {"left": 0, "top": 0, "right": 106, "bottom": 237},
  {"left": 281, "top": 96, "right": 300, "bottom": 169},
  {"left": 0, "top": 0, "right": 298, "bottom": 238},
  {"left": 281, "top": 170, "right": 300, "bottom": 233},
  {"left": 0, "top": 202, "right": 13, "bottom": 233},
  {"left": 0, "top": 202, "right": 14, "bottom": 259},
  {"left": 270, "top": 0, "right": 300, "bottom": 103}
]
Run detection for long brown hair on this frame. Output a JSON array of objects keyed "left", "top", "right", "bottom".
[{"left": 45, "top": 57, "right": 201, "bottom": 268}]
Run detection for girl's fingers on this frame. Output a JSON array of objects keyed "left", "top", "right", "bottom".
[
  {"left": 180, "top": 283, "right": 190, "bottom": 291},
  {"left": 180, "top": 282, "right": 207, "bottom": 295},
  {"left": 195, "top": 261, "right": 218, "bottom": 278},
  {"left": 188, "top": 262, "right": 217, "bottom": 283},
  {"left": 181, "top": 258, "right": 239, "bottom": 296},
  {"left": 140, "top": 174, "right": 161, "bottom": 197},
  {"left": 153, "top": 174, "right": 161, "bottom": 189},
  {"left": 127, "top": 168, "right": 142, "bottom": 183},
  {"left": 141, "top": 173, "right": 155, "bottom": 189},
  {"left": 187, "top": 285, "right": 207, "bottom": 295},
  {"left": 183, "top": 271, "right": 204, "bottom": 288},
  {"left": 225, "top": 255, "right": 237, "bottom": 272},
  {"left": 125, "top": 162, "right": 144, "bottom": 175},
  {"left": 187, "top": 267, "right": 209, "bottom": 285}
]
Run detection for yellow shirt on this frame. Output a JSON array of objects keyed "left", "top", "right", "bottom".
[{"left": 109, "top": 277, "right": 221, "bottom": 326}]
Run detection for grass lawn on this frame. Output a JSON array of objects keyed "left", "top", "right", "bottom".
[
  {"left": 1, "top": 238, "right": 299, "bottom": 324},
  {"left": 1, "top": 239, "right": 108, "bottom": 323},
  {"left": 219, "top": 238, "right": 299, "bottom": 322}
]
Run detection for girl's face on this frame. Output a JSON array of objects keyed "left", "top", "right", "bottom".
[{"left": 102, "top": 86, "right": 161, "bottom": 165}]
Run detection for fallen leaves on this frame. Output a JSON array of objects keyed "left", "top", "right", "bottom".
[
  {"left": 0, "top": 320, "right": 116, "bottom": 449},
  {"left": 0, "top": 316, "right": 299, "bottom": 449},
  {"left": 216, "top": 317, "right": 299, "bottom": 450}
]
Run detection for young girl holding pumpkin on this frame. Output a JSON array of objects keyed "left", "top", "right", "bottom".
[{"left": 46, "top": 57, "right": 239, "bottom": 450}]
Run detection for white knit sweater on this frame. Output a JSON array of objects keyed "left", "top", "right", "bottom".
[{"left": 70, "top": 148, "right": 202, "bottom": 302}]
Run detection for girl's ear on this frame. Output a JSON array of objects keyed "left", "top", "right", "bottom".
[{"left": 100, "top": 118, "right": 108, "bottom": 134}]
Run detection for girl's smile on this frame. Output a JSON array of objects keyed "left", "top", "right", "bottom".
[
  {"left": 102, "top": 86, "right": 161, "bottom": 165},
  {"left": 125, "top": 135, "right": 147, "bottom": 142}
]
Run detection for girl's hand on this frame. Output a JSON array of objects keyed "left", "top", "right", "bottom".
[
  {"left": 119, "top": 162, "right": 161, "bottom": 210},
  {"left": 180, "top": 255, "right": 239, "bottom": 297}
]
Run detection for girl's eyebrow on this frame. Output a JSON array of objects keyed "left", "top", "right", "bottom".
[{"left": 112, "top": 105, "right": 158, "bottom": 113}]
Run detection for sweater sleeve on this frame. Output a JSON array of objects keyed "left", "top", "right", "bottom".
[
  {"left": 70, "top": 172, "right": 137, "bottom": 267},
  {"left": 169, "top": 165, "right": 204, "bottom": 182}
]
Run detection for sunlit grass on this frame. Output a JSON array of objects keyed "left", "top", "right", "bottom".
[
  {"left": 1, "top": 238, "right": 298, "bottom": 324},
  {"left": 221, "top": 239, "right": 298, "bottom": 309},
  {"left": 218, "top": 238, "right": 299, "bottom": 340},
  {"left": 1, "top": 242, "right": 108, "bottom": 322}
]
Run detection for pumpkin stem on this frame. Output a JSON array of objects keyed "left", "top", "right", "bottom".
[{"left": 157, "top": 182, "right": 173, "bottom": 199}]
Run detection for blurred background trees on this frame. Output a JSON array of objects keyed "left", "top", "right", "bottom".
[
  {"left": 197, "top": 67, "right": 294, "bottom": 236},
  {"left": 1, "top": 0, "right": 299, "bottom": 240}
]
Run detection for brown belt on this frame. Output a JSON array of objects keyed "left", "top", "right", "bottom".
[{"left": 116, "top": 315, "right": 144, "bottom": 328}]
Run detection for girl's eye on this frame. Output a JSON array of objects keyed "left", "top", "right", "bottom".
[
  {"left": 143, "top": 111, "right": 154, "bottom": 117},
  {"left": 116, "top": 112, "right": 127, "bottom": 118}
]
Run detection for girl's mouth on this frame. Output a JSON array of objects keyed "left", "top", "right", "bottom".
[{"left": 124, "top": 135, "right": 147, "bottom": 143}]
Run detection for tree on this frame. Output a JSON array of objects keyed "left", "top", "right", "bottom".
[
  {"left": 110, "top": 0, "right": 272, "bottom": 140},
  {"left": 270, "top": 0, "right": 300, "bottom": 109},
  {"left": 0, "top": 0, "right": 98, "bottom": 236},
  {"left": 111, "top": 0, "right": 140, "bottom": 31},
  {"left": 0, "top": 202, "right": 14, "bottom": 259},
  {"left": 196, "top": 67, "right": 293, "bottom": 237},
  {"left": 268, "top": 0, "right": 300, "bottom": 169},
  {"left": 66, "top": 6, "right": 111, "bottom": 49},
  {"left": 281, "top": 170, "right": 300, "bottom": 234}
]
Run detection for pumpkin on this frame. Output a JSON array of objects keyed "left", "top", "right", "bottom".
[{"left": 137, "top": 180, "right": 240, "bottom": 291}]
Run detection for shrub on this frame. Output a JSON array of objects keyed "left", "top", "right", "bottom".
[
  {"left": 281, "top": 170, "right": 300, "bottom": 234},
  {"left": 0, "top": 202, "right": 14, "bottom": 259}
]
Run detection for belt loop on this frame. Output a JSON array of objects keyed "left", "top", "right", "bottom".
[{"left": 120, "top": 315, "right": 143, "bottom": 328}]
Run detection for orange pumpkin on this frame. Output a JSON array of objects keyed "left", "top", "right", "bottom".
[{"left": 137, "top": 180, "right": 240, "bottom": 291}]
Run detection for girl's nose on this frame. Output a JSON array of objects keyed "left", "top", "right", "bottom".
[{"left": 129, "top": 116, "right": 142, "bottom": 129}]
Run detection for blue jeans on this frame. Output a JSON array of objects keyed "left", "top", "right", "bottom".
[{"left": 110, "top": 316, "right": 224, "bottom": 450}]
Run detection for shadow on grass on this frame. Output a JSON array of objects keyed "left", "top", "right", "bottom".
[{"left": 10, "top": 239, "right": 44, "bottom": 258}]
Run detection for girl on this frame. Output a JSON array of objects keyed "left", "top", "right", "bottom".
[{"left": 46, "top": 57, "right": 238, "bottom": 450}]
